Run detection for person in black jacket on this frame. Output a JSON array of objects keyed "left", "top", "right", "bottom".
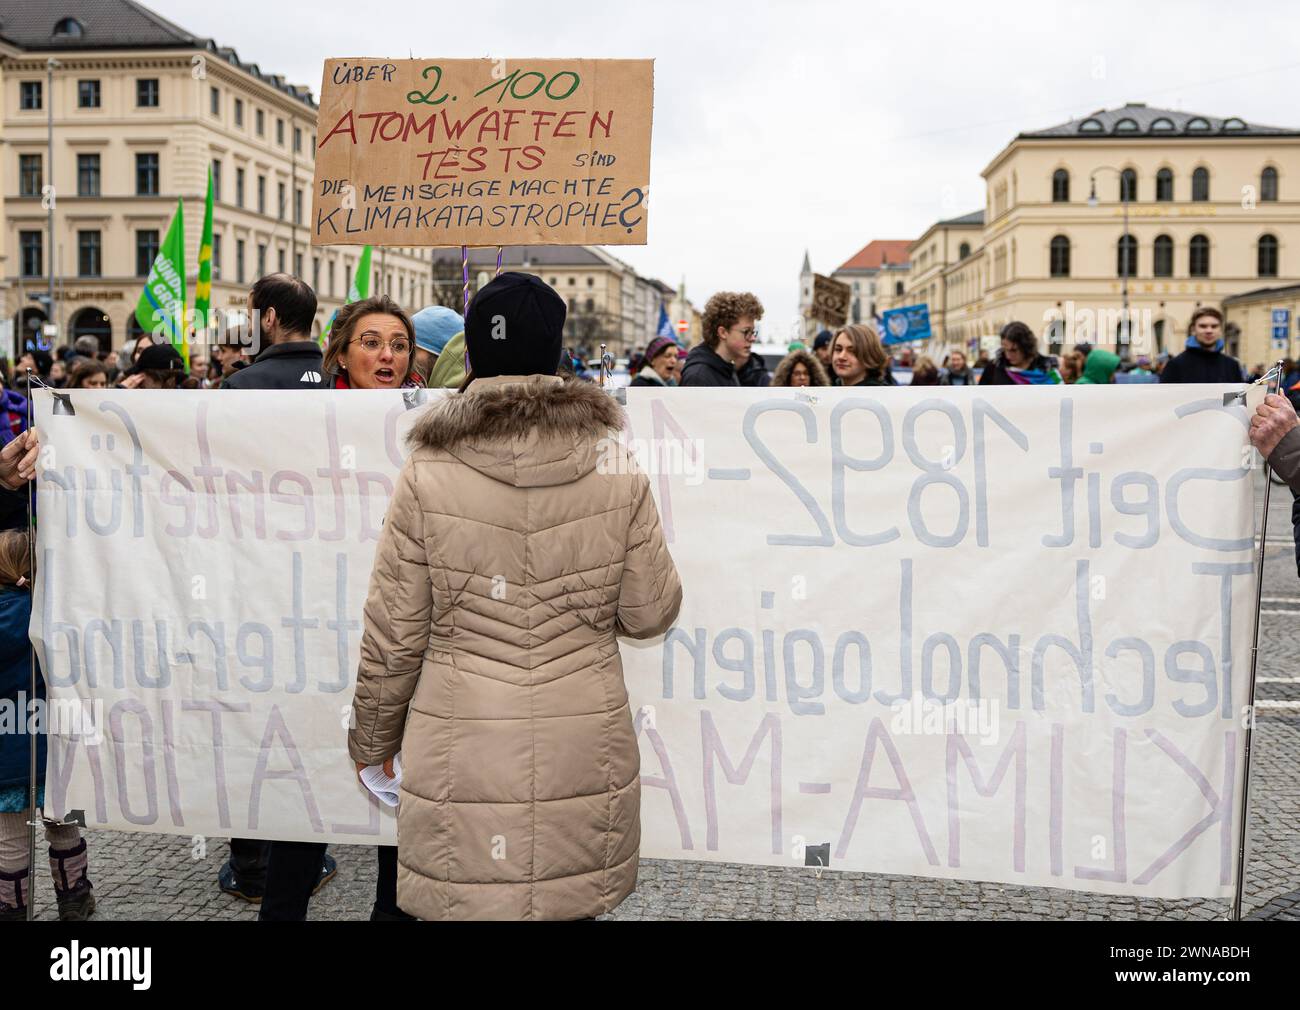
[
  {"left": 221, "top": 274, "right": 328, "bottom": 390},
  {"left": 1159, "top": 306, "right": 1244, "bottom": 384},
  {"left": 679, "top": 291, "right": 763, "bottom": 387},
  {"left": 215, "top": 273, "right": 337, "bottom": 918}
]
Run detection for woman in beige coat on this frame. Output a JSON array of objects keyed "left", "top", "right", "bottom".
[{"left": 349, "top": 273, "right": 683, "bottom": 921}]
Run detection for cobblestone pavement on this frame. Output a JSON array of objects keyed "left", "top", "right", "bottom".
[{"left": 23, "top": 478, "right": 1300, "bottom": 921}]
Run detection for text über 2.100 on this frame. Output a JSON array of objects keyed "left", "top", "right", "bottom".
[{"left": 330, "top": 62, "right": 583, "bottom": 106}]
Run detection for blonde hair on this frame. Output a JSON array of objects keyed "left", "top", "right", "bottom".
[{"left": 833, "top": 324, "right": 888, "bottom": 374}]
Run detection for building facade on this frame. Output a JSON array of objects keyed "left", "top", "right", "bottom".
[
  {"left": 429, "top": 244, "right": 670, "bottom": 358},
  {"left": 892, "top": 104, "right": 1300, "bottom": 364},
  {"left": 800, "top": 240, "right": 911, "bottom": 339},
  {"left": 1, "top": 1, "right": 434, "bottom": 354}
]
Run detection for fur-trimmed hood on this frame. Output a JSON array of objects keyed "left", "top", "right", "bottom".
[{"left": 408, "top": 374, "right": 626, "bottom": 488}]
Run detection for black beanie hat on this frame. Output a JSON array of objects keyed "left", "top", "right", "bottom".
[{"left": 464, "top": 272, "right": 567, "bottom": 379}]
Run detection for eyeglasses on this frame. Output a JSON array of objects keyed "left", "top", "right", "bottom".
[
  {"left": 355, "top": 335, "right": 411, "bottom": 356},
  {"left": 732, "top": 327, "right": 757, "bottom": 338}
]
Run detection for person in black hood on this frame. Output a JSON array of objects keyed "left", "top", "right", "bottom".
[
  {"left": 735, "top": 348, "right": 771, "bottom": 387},
  {"left": 216, "top": 272, "right": 337, "bottom": 918},
  {"left": 679, "top": 291, "right": 763, "bottom": 387},
  {"left": 1159, "top": 306, "right": 1243, "bottom": 384},
  {"left": 221, "top": 273, "right": 327, "bottom": 389}
]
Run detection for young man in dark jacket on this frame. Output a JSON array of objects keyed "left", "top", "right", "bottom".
[
  {"left": 221, "top": 273, "right": 328, "bottom": 389},
  {"left": 679, "top": 291, "right": 763, "bottom": 387},
  {"left": 1159, "top": 306, "right": 1244, "bottom": 384},
  {"left": 216, "top": 273, "right": 336, "bottom": 919}
]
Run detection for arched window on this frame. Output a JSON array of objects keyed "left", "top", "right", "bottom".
[
  {"left": 1117, "top": 235, "right": 1138, "bottom": 277},
  {"left": 1258, "top": 234, "right": 1279, "bottom": 277},
  {"left": 1150, "top": 117, "right": 1176, "bottom": 133},
  {"left": 1153, "top": 235, "right": 1174, "bottom": 277},
  {"left": 1120, "top": 168, "right": 1137, "bottom": 202},
  {"left": 1155, "top": 168, "right": 1174, "bottom": 202},
  {"left": 53, "top": 17, "right": 84, "bottom": 37},
  {"left": 1192, "top": 167, "right": 1210, "bottom": 201},
  {"left": 1114, "top": 118, "right": 1139, "bottom": 133},
  {"left": 1189, "top": 234, "right": 1210, "bottom": 277},
  {"left": 1052, "top": 168, "right": 1069, "bottom": 202},
  {"left": 1185, "top": 117, "right": 1211, "bottom": 133},
  {"left": 1261, "top": 166, "right": 1279, "bottom": 202},
  {"left": 1050, "top": 235, "right": 1071, "bottom": 278},
  {"left": 1079, "top": 118, "right": 1104, "bottom": 133},
  {"left": 958, "top": 241, "right": 971, "bottom": 259}
]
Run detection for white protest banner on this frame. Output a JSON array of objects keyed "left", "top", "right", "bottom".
[{"left": 31, "top": 385, "right": 1254, "bottom": 899}]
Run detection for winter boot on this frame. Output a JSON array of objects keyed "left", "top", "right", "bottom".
[
  {"left": 49, "top": 838, "right": 95, "bottom": 921},
  {"left": 0, "top": 865, "right": 29, "bottom": 921}
]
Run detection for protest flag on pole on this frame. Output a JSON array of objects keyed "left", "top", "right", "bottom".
[
  {"left": 192, "top": 166, "right": 215, "bottom": 362},
  {"left": 134, "top": 197, "right": 187, "bottom": 360},
  {"left": 319, "top": 245, "right": 373, "bottom": 347}
]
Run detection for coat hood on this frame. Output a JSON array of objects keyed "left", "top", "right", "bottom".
[
  {"left": 1080, "top": 349, "right": 1121, "bottom": 384},
  {"left": 408, "top": 374, "right": 625, "bottom": 488}
]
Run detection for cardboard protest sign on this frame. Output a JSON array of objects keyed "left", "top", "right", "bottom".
[
  {"left": 811, "top": 273, "right": 850, "bottom": 327},
  {"left": 32, "top": 385, "right": 1253, "bottom": 899},
  {"left": 311, "top": 58, "right": 653, "bottom": 248}
]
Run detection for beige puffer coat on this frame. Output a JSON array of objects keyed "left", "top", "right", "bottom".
[{"left": 348, "top": 375, "right": 682, "bottom": 920}]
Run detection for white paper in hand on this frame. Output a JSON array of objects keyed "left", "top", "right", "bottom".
[{"left": 359, "top": 753, "right": 402, "bottom": 807}]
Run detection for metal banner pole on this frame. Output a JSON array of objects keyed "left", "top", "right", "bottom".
[
  {"left": 24, "top": 372, "right": 37, "bottom": 920},
  {"left": 1231, "top": 358, "right": 1284, "bottom": 921}
]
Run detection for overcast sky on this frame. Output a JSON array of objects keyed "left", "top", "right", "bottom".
[{"left": 158, "top": 0, "right": 1300, "bottom": 341}]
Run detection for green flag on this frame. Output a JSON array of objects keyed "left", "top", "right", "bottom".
[
  {"left": 194, "top": 167, "right": 214, "bottom": 337},
  {"left": 135, "top": 198, "right": 187, "bottom": 358},
  {"left": 319, "top": 245, "right": 372, "bottom": 347}
]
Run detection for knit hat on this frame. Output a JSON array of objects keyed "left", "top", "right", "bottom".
[
  {"left": 645, "top": 336, "right": 677, "bottom": 364},
  {"left": 813, "top": 330, "right": 833, "bottom": 350},
  {"left": 464, "top": 272, "right": 566, "bottom": 379},
  {"left": 127, "top": 343, "right": 186, "bottom": 376},
  {"left": 411, "top": 305, "right": 465, "bottom": 356}
]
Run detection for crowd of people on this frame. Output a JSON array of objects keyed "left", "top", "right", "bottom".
[
  {"left": 0, "top": 270, "right": 1291, "bottom": 923},
  {"left": 619, "top": 293, "right": 1256, "bottom": 393}
]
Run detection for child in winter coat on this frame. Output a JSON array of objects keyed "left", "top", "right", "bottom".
[{"left": 0, "top": 529, "right": 95, "bottom": 920}]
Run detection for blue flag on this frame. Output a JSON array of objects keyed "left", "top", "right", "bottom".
[{"left": 657, "top": 303, "right": 674, "bottom": 340}]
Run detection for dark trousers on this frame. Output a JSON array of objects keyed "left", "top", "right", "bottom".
[
  {"left": 253, "top": 842, "right": 405, "bottom": 921},
  {"left": 258, "top": 840, "right": 329, "bottom": 921},
  {"left": 228, "top": 837, "right": 270, "bottom": 887}
]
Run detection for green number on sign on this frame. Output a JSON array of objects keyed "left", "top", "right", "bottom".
[
  {"left": 407, "top": 65, "right": 449, "bottom": 106},
  {"left": 475, "top": 68, "right": 582, "bottom": 104}
]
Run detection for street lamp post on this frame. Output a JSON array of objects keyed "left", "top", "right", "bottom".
[
  {"left": 46, "top": 58, "right": 59, "bottom": 350},
  {"left": 1088, "top": 166, "right": 1131, "bottom": 353}
]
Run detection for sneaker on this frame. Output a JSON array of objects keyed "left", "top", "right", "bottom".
[
  {"left": 311, "top": 854, "right": 338, "bottom": 896},
  {"left": 218, "top": 860, "right": 265, "bottom": 903},
  {"left": 55, "top": 878, "right": 96, "bottom": 922}
]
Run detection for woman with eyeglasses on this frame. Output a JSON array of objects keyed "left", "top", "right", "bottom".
[
  {"left": 296, "top": 292, "right": 422, "bottom": 923},
  {"left": 323, "top": 295, "right": 421, "bottom": 390}
]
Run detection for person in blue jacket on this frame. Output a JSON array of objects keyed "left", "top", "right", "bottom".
[{"left": 0, "top": 529, "right": 95, "bottom": 920}]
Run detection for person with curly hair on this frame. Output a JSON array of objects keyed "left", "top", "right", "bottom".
[
  {"left": 772, "top": 348, "right": 830, "bottom": 387},
  {"left": 680, "top": 291, "right": 764, "bottom": 387}
]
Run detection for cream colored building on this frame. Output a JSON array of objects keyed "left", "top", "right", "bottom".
[
  {"left": 431, "top": 244, "right": 670, "bottom": 358},
  {"left": 1, "top": 1, "right": 434, "bottom": 355},
  {"left": 897, "top": 103, "right": 1300, "bottom": 365}
]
